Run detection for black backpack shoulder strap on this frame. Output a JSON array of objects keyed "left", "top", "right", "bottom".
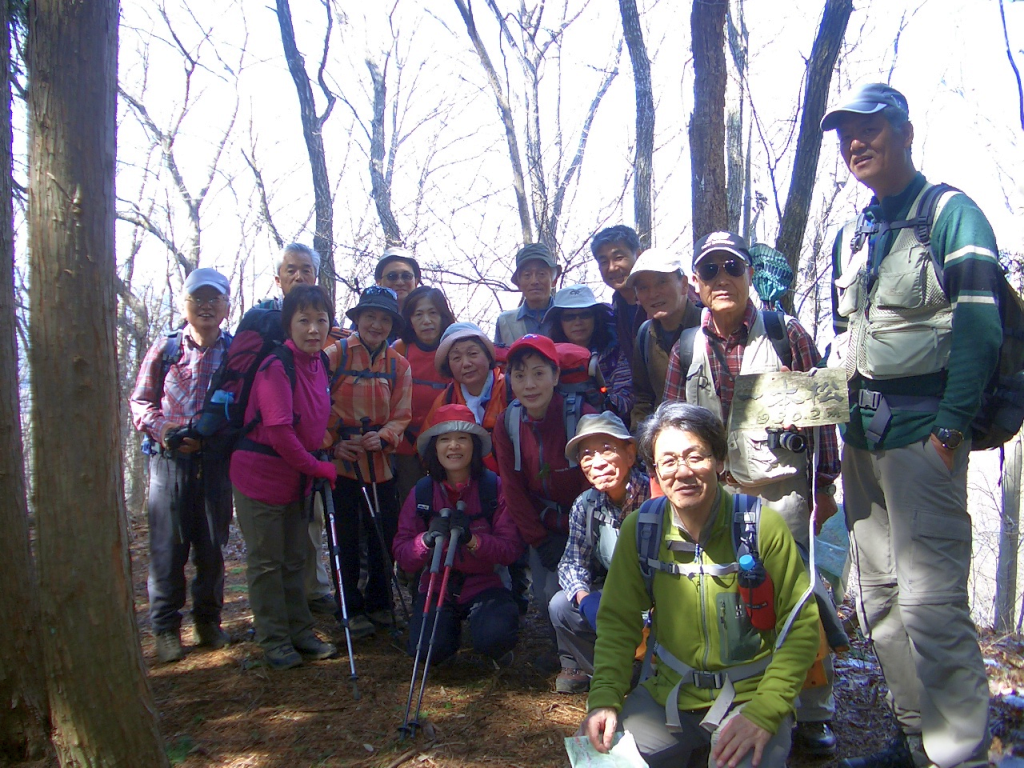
[
  {"left": 676, "top": 325, "right": 701, "bottom": 381},
  {"left": 635, "top": 496, "right": 669, "bottom": 602},
  {"left": 760, "top": 311, "right": 793, "bottom": 369},
  {"left": 915, "top": 182, "right": 960, "bottom": 284},
  {"left": 563, "top": 393, "right": 584, "bottom": 468},
  {"left": 731, "top": 493, "right": 762, "bottom": 561},
  {"left": 329, "top": 338, "right": 350, "bottom": 389},
  {"left": 638, "top": 319, "right": 653, "bottom": 370},
  {"left": 414, "top": 476, "right": 434, "bottom": 522},
  {"left": 154, "top": 329, "right": 184, "bottom": 403},
  {"left": 477, "top": 470, "right": 499, "bottom": 520},
  {"left": 265, "top": 343, "right": 298, "bottom": 391}
]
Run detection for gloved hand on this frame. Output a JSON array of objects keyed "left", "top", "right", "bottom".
[
  {"left": 534, "top": 533, "right": 569, "bottom": 571},
  {"left": 579, "top": 590, "right": 602, "bottom": 631},
  {"left": 422, "top": 514, "right": 451, "bottom": 548},
  {"left": 449, "top": 506, "right": 471, "bottom": 538}
]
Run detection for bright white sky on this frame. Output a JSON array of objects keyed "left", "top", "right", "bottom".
[{"left": 114, "top": 0, "right": 1024, "bottom": 332}]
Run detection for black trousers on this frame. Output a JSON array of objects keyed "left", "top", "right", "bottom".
[{"left": 331, "top": 475, "right": 398, "bottom": 614}]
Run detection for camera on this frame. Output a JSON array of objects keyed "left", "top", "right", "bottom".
[
  {"left": 164, "top": 424, "right": 200, "bottom": 452},
  {"left": 766, "top": 428, "right": 806, "bottom": 453}
]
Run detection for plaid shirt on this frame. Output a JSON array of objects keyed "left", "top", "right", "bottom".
[
  {"left": 130, "top": 326, "right": 230, "bottom": 442},
  {"left": 557, "top": 466, "right": 651, "bottom": 598},
  {"left": 663, "top": 301, "right": 840, "bottom": 486}
]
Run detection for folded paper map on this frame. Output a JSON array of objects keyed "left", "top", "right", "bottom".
[{"left": 565, "top": 731, "right": 649, "bottom": 767}]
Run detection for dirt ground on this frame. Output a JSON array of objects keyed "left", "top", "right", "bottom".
[{"left": 13, "top": 515, "right": 1024, "bottom": 768}]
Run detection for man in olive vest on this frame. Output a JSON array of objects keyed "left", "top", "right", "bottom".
[
  {"left": 494, "top": 243, "right": 559, "bottom": 345},
  {"left": 549, "top": 412, "right": 650, "bottom": 694},
  {"left": 822, "top": 83, "right": 1001, "bottom": 768}
]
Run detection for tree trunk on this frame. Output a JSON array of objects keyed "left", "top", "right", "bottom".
[
  {"left": 27, "top": 0, "right": 169, "bottom": 764},
  {"left": 0, "top": 0, "right": 50, "bottom": 756},
  {"left": 453, "top": 0, "right": 533, "bottom": 244},
  {"left": 619, "top": 0, "right": 654, "bottom": 249},
  {"left": 775, "top": 0, "right": 852, "bottom": 312},
  {"left": 995, "top": 435, "right": 1022, "bottom": 633},
  {"left": 689, "top": 0, "right": 729, "bottom": 243},
  {"left": 367, "top": 59, "right": 403, "bottom": 248},
  {"left": 276, "top": 0, "right": 336, "bottom": 304},
  {"left": 725, "top": 0, "right": 748, "bottom": 234}
]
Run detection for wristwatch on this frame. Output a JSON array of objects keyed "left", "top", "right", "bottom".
[
  {"left": 932, "top": 427, "right": 964, "bottom": 451},
  {"left": 819, "top": 484, "right": 838, "bottom": 497}
]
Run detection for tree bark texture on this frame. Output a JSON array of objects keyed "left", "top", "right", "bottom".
[
  {"left": 0, "top": 0, "right": 50, "bottom": 755},
  {"left": 996, "top": 436, "right": 1022, "bottom": 633},
  {"left": 725, "top": 1, "right": 748, "bottom": 234},
  {"left": 276, "top": 0, "right": 336, "bottom": 304},
  {"left": 689, "top": 0, "right": 729, "bottom": 244},
  {"left": 774, "top": 0, "right": 852, "bottom": 312},
  {"left": 454, "top": 0, "right": 533, "bottom": 244},
  {"left": 28, "top": 0, "right": 169, "bottom": 764},
  {"left": 367, "top": 59, "right": 403, "bottom": 248},
  {"left": 619, "top": 0, "right": 654, "bottom": 249}
]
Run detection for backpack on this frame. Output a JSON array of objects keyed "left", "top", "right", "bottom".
[
  {"left": 673, "top": 310, "right": 792, "bottom": 384},
  {"left": 141, "top": 329, "right": 185, "bottom": 454},
  {"left": 635, "top": 493, "right": 761, "bottom": 601},
  {"left": 329, "top": 336, "right": 398, "bottom": 390},
  {"left": 193, "top": 305, "right": 297, "bottom": 454},
  {"left": 873, "top": 183, "right": 1024, "bottom": 451},
  {"left": 502, "top": 342, "right": 605, "bottom": 472}
]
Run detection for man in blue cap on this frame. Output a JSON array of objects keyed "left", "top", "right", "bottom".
[
  {"left": 131, "top": 268, "right": 233, "bottom": 663},
  {"left": 821, "top": 83, "right": 1001, "bottom": 768}
]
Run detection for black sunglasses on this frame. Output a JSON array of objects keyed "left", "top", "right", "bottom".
[
  {"left": 384, "top": 270, "right": 415, "bottom": 282},
  {"left": 695, "top": 259, "right": 746, "bottom": 282}
]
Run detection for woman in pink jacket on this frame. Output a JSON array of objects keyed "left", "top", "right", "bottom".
[{"left": 392, "top": 404, "right": 523, "bottom": 665}]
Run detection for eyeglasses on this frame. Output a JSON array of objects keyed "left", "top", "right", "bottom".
[
  {"left": 695, "top": 259, "right": 746, "bottom": 282},
  {"left": 560, "top": 310, "right": 593, "bottom": 323},
  {"left": 578, "top": 442, "right": 622, "bottom": 464},
  {"left": 654, "top": 452, "right": 714, "bottom": 475},
  {"left": 384, "top": 270, "right": 415, "bottom": 283},
  {"left": 364, "top": 285, "right": 398, "bottom": 300},
  {"left": 185, "top": 296, "right": 227, "bottom": 308}
]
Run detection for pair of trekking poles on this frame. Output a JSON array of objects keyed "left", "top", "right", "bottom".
[{"left": 399, "top": 500, "right": 466, "bottom": 740}]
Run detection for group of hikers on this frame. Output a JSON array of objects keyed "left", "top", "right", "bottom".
[{"left": 129, "top": 83, "right": 1003, "bottom": 768}]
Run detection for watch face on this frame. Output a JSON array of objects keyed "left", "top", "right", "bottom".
[{"left": 937, "top": 429, "right": 963, "bottom": 450}]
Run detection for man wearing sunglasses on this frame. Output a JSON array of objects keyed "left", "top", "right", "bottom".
[
  {"left": 821, "top": 83, "right": 1000, "bottom": 768},
  {"left": 662, "top": 230, "right": 843, "bottom": 758},
  {"left": 374, "top": 246, "right": 422, "bottom": 326}
]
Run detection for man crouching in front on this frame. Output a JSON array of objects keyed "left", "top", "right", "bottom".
[{"left": 580, "top": 402, "right": 819, "bottom": 768}]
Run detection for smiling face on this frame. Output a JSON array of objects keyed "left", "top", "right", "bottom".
[
  {"left": 559, "top": 308, "right": 596, "bottom": 348},
  {"left": 275, "top": 249, "right": 318, "bottom": 296},
  {"left": 436, "top": 432, "right": 474, "bottom": 477},
  {"left": 289, "top": 306, "right": 331, "bottom": 355},
  {"left": 837, "top": 112, "right": 916, "bottom": 199},
  {"left": 509, "top": 351, "right": 559, "bottom": 419},
  {"left": 578, "top": 434, "right": 636, "bottom": 501},
  {"left": 517, "top": 260, "right": 557, "bottom": 310},
  {"left": 447, "top": 339, "right": 491, "bottom": 393},
  {"left": 632, "top": 271, "right": 688, "bottom": 325},
  {"left": 694, "top": 253, "right": 751, "bottom": 331},
  {"left": 408, "top": 296, "right": 442, "bottom": 346},
  {"left": 356, "top": 308, "right": 394, "bottom": 349},
  {"left": 594, "top": 241, "right": 637, "bottom": 294},
  {"left": 653, "top": 426, "right": 723, "bottom": 529},
  {"left": 378, "top": 258, "right": 419, "bottom": 305},
  {"left": 183, "top": 286, "right": 229, "bottom": 336}
]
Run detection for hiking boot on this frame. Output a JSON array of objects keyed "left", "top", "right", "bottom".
[
  {"left": 307, "top": 594, "right": 338, "bottom": 615},
  {"left": 367, "top": 609, "right": 394, "bottom": 627},
  {"left": 792, "top": 721, "right": 837, "bottom": 757},
  {"left": 156, "top": 630, "right": 185, "bottom": 663},
  {"left": 264, "top": 643, "right": 303, "bottom": 671},
  {"left": 840, "top": 733, "right": 918, "bottom": 768},
  {"left": 293, "top": 633, "right": 337, "bottom": 661},
  {"left": 555, "top": 668, "right": 591, "bottom": 694},
  {"left": 193, "top": 622, "right": 229, "bottom": 650},
  {"left": 343, "top": 614, "right": 376, "bottom": 640}
]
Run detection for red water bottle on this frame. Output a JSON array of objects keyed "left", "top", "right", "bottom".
[{"left": 737, "top": 554, "right": 776, "bottom": 631}]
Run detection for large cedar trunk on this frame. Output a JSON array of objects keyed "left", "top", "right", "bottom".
[
  {"left": 690, "top": 0, "right": 729, "bottom": 243},
  {"left": 27, "top": 0, "right": 169, "bottom": 764},
  {"left": 0, "top": 0, "right": 50, "bottom": 756}
]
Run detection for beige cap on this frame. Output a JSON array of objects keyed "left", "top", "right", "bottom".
[
  {"left": 623, "top": 248, "right": 686, "bottom": 289},
  {"left": 565, "top": 411, "right": 634, "bottom": 462}
]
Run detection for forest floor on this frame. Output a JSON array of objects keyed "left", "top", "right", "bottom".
[{"left": 11, "top": 516, "right": 1024, "bottom": 768}]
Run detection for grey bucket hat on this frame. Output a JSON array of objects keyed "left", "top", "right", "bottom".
[{"left": 565, "top": 411, "right": 634, "bottom": 462}]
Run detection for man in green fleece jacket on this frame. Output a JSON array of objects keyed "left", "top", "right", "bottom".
[
  {"left": 821, "top": 83, "right": 1001, "bottom": 768},
  {"left": 581, "top": 402, "right": 818, "bottom": 768}
]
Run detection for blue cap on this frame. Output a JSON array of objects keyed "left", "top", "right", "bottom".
[
  {"left": 820, "top": 83, "right": 910, "bottom": 131},
  {"left": 183, "top": 268, "right": 229, "bottom": 296},
  {"left": 738, "top": 554, "right": 756, "bottom": 571}
]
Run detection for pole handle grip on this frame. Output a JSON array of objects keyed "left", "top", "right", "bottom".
[{"left": 444, "top": 528, "right": 462, "bottom": 568}]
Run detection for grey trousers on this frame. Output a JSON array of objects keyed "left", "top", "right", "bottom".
[
  {"left": 233, "top": 487, "right": 315, "bottom": 650},
  {"left": 529, "top": 545, "right": 562, "bottom": 641},
  {"left": 619, "top": 685, "right": 792, "bottom": 768},
  {"left": 549, "top": 589, "right": 596, "bottom": 673},
  {"left": 843, "top": 439, "right": 989, "bottom": 768},
  {"left": 303, "top": 492, "right": 332, "bottom": 601}
]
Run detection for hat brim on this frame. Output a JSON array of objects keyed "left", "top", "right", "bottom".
[
  {"left": 416, "top": 420, "right": 492, "bottom": 459},
  {"left": 435, "top": 330, "right": 494, "bottom": 374},
  {"left": 564, "top": 427, "right": 634, "bottom": 462},
  {"left": 511, "top": 261, "right": 561, "bottom": 287},
  {"left": 820, "top": 102, "right": 887, "bottom": 132},
  {"left": 346, "top": 304, "right": 405, "bottom": 332},
  {"left": 693, "top": 246, "right": 751, "bottom": 268},
  {"left": 541, "top": 301, "right": 609, "bottom": 326}
]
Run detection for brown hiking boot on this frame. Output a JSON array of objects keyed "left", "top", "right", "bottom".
[
  {"left": 156, "top": 630, "right": 185, "bottom": 663},
  {"left": 555, "top": 668, "right": 590, "bottom": 694}
]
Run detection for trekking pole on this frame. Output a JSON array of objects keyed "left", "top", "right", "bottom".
[
  {"left": 320, "top": 477, "right": 360, "bottom": 700},
  {"left": 399, "top": 507, "right": 451, "bottom": 740},
  {"left": 410, "top": 500, "right": 465, "bottom": 733}
]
